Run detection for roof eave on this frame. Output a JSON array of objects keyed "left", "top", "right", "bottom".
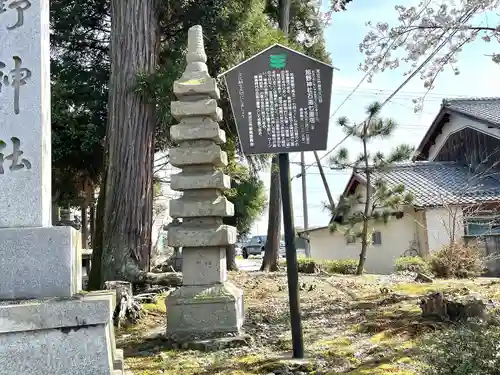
[{"left": 413, "top": 104, "right": 448, "bottom": 160}]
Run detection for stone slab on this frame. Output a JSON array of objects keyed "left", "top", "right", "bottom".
[
  {"left": 114, "top": 349, "right": 124, "bottom": 371},
  {"left": 171, "top": 99, "right": 222, "bottom": 122},
  {"left": 166, "top": 282, "right": 244, "bottom": 339},
  {"left": 182, "top": 247, "right": 227, "bottom": 285},
  {"left": 168, "top": 335, "right": 252, "bottom": 351},
  {"left": 170, "top": 196, "right": 234, "bottom": 218},
  {"left": 0, "top": 293, "right": 116, "bottom": 375},
  {"left": 170, "top": 118, "right": 225, "bottom": 144},
  {"left": 169, "top": 143, "right": 227, "bottom": 168},
  {"left": 0, "top": 226, "right": 81, "bottom": 300},
  {"left": 0, "top": 0, "right": 52, "bottom": 228},
  {"left": 174, "top": 77, "right": 220, "bottom": 99},
  {"left": 167, "top": 224, "right": 237, "bottom": 248},
  {"left": 170, "top": 170, "right": 230, "bottom": 191}
]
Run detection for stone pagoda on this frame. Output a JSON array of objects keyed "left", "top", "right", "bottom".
[{"left": 166, "top": 25, "right": 244, "bottom": 340}]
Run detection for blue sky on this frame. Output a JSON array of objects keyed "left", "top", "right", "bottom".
[{"left": 250, "top": 0, "right": 500, "bottom": 235}]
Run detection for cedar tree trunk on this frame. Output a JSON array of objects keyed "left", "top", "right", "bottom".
[
  {"left": 261, "top": 155, "right": 281, "bottom": 271},
  {"left": 226, "top": 244, "right": 239, "bottom": 271},
  {"left": 100, "top": 0, "right": 180, "bottom": 287}
]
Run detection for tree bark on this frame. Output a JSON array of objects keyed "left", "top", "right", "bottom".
[
  {"left": 101, "top": 0, "right": 159, "bottom": 282},
  {"left": 104, "top": 281, "right": 142, "bottom": 328},
  {"left": 88, "top": 176, "right": 106, "bottom": 291},
  {"left": 261, "top": 155, "right": 281, "bottom": 272},
  {"left": 226, "top": 244, "right": 239, "bottom": 271},
  {"left": 357, "top": 125, "right": 370, "bottom": 275},
  {"left": 81, "top": 201, "right": 88, "bottom": 249},
  {"left": 89, "top": 202, "right": 96, "bottom": 247}
]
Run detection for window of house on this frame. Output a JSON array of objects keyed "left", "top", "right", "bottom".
[
  {"left": 346, "top": 235, "right": 356, "bottom": 244},
  {"left": 465, "top": 215, "right": 500, "bottom": 236},
  {"left": 372, "top": 231, "right": 382, "bottom": 245}
]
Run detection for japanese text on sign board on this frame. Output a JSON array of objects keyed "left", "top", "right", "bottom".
[{"left": 243, "top": 68, "right": 324, "bottom": 150}]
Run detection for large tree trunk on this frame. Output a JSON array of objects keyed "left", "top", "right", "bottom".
[
  {"left": 261, "top": 155, "right": 281, "bottom": 272},
  {"left": 226, "top": 244, "right": 239, "bottom": 271},
  {"left": 101, "top": 0, "right": 159, "bottom": 282}
]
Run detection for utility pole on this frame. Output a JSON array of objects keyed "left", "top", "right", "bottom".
[
  {"left": 278, "top": 0, "right": 304, "bottom": 359},
  {"left": 314, "top": 151, "right": 335, "bottom": 209},
  {"left": 300, "top": 152, "right": 310, "bottom": 257}
]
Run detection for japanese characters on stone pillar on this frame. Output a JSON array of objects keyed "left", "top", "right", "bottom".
[
  {"left": 0, "top": 2, "right": 122, "bottom": 373},
  {"left": 166, "top": 25, "right": 244, "bottom": 339},
  {"left": 0, "top": 0, "right": 51, "bottom": 228}
]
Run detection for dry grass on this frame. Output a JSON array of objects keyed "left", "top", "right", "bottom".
[{"left": 117, "top": 272, "right": 500, "bottom": 375}]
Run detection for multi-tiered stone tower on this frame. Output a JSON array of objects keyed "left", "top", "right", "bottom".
[{"left": 166, "top": 25, "right": 244, "bottom": 339}]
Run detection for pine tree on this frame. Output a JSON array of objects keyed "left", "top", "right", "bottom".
[{"left": 329, "top": 102, "right": 414, "bottom": 275}]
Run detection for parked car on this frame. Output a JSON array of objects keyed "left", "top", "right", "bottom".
[
  {"left": 278, "top": 241, "right": 286, "bottom": 257},
  {"left": 242, "top": 235, "right": 267, "bottom": 259}
]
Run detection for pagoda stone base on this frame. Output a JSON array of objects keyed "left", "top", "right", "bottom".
[
  {"left": 0, "top": 292, "right": 122, "bottom": 375},
  {"left": 166, "top": 282, "right": 244, "bottom": 340}
]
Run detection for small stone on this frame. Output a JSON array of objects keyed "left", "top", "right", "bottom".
[{"left": 415, "top": 272, "right": 433, "bottom": 283}]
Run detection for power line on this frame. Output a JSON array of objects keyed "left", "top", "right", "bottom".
[
  {"left": 328, "top": 0, "right": 432, "bottom": 120},
  {"left": 301, "top": 6, "right": 477, "bottom": 174}
]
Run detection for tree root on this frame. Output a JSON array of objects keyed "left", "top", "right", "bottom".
[{"left": 125, "top": 262, "right": 183, "bottom": 287}]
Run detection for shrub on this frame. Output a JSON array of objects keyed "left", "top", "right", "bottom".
[
  {"left": 322, "top": 259, "right": 358, "bottom": 275},
  {"left": 420, "top": 323, "right": 500, "bottom": 375},
  {"left": 429, "top": 243, "right": 485, "bottom": 278},
  {"left": 394, "top": 256, "right": 430, "bottom": 273},
  {"left": 282, "top": 258, "right": 358, "bottom": 275},
  {"left": 296, "top": 258, "right": 318, "bottom": 274}
]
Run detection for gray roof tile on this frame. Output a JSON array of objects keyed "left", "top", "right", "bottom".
[
  {"left": 356, "top": 162, "right": 500, "bottom": 207},
  {"left": 444, "top": 97, "right": 500, "bottom": 126}
]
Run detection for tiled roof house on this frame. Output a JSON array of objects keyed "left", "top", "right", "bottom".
[{"left": 303, "top": 97, "right": 500, "bottom": 275}]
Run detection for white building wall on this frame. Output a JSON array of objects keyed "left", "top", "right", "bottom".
[
  {"left": 424, "top": 206, "right": 464, "bottom": 253},
  {"left": 309, "top": 213, "right": 417, "bottom": 274}
]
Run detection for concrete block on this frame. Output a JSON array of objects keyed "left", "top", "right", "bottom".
[
  {"left": 166, "top": 282, "right": 244, "bottom": 339},
  {"left": 0, "top": 226, "right": 82, "bottom": 300},
  {"left": 171, "top": 99, "right": 222, "bottom": 122},
  {"left": 182, "top": 247, "right": 227, "bottom": 285},
  {"left": 174, "top": 77, "right": 220, "bottom": 99},
  {"left": 114, "top": 349, "right": 124, "bottom": 371},
  {"left": 167, "top": 224, "right": 237, "bottom": 248},
  {"left": 170, "top": 118, "right": 226, "bottom": 144},
  {"left": 0, "top": 294, "right": 116, "bottom": 375},
  {"left": 170, "top": 196, "right": 234, "bottom": 218},
  {"left": 170, "top": 170, "right": 230, "bottom": 191},
  {"left": 170, "top": 143, "right": 227, "bottom": 168}
]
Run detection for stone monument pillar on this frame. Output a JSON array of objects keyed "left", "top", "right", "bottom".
[
  {"left": 0, "top": 1, "right": 122, "bottom": 373},
  {"left": 166, "top": 25, "right": 244, "bottom": 340}
]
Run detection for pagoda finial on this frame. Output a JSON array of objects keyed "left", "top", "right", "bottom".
[{"left": 182, "top": 25, "right": 209, "bottom": 79}]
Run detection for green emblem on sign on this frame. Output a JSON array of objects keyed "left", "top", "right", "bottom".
[{"left": 269, "top": 53, "right": 287, "bottom": 69}]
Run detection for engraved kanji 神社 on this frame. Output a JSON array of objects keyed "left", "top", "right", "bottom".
[
  {"left": 0, "top": 56, "right": 32, "bottom": 114},
  {"left": 0, "top": 137, "right": 32, "bottom": 174}
]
